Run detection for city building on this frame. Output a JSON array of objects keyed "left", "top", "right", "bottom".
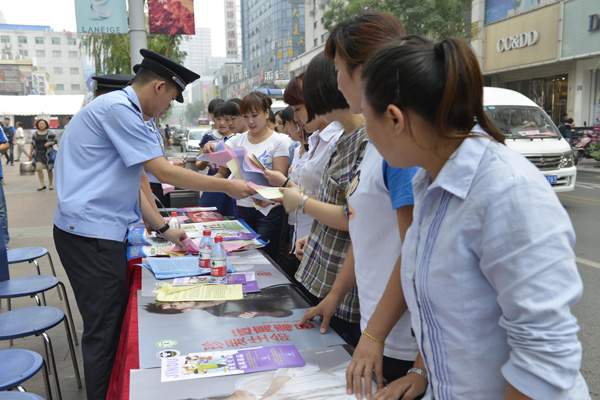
[
  {"left": 471, "top": 0, "right": 600, "bottom": 127},
  {"left": 240, "top": 0, "right": 305, "bottom": 89},
  {"left": 287, "top": 0, "right": 330, "bottom": 77},
  {"left": 0, "top": 24, "right": 86, "bottom": 96}
]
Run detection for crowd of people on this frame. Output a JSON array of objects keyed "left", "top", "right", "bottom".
[{"left": 42, "top": 10, "right": 589, "bottom": 400}]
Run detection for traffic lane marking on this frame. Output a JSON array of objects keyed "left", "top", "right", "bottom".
[
  {"left": 558, "top": 193, "right": 600, "bottom": 205},
  {"left": 576, "top": 257, "right": 600, "bottom": 270}
]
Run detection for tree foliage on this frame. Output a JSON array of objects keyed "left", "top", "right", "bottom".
[
  {"left": 323, "top": 0, "right": 471, "bottom": 41},
  {"left": 184, "top": 101, "right": 206, "bottom": 124},
  {"left": 81, "top": 34, "right": 187, "bottom": 75}
]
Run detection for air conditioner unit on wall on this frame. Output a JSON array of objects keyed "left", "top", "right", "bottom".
[{"left": 4, "top": 43, "right": 11, "bottom": 49}]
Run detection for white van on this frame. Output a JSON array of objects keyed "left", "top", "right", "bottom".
[{"left": 483, "top": 87, "right": 576, "bottom": 192}]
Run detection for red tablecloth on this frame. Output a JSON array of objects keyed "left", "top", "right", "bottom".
[{"left": 107, "top": 259, "right": 143, "bottom": 400}]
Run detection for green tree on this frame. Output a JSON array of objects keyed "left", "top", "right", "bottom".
[
  {"left": 323, "top": 0, "right": 471, "bottom": 41},
  {"left": 81, "top": 34, "right": 188, "bottom": 75},
  {"left": 184, "top": 101, "right": 206, "bottom": 124}
]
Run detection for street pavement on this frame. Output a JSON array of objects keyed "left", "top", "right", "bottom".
[{"left": 1, "top": 156, "right": 599, "bottom": 399}]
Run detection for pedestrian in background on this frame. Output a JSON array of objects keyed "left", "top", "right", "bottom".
[
  {"left": 0, "top": 126, "right": 10, "bottom": 247},
  {"left": 2, "top": 117, "right": 15, "bottom": 166},
  {"left": 28, "top": 119, "right": 56, "bottom": 191},
  {"left": 14, "top": 122, "right": 26, "bottom": 162}
]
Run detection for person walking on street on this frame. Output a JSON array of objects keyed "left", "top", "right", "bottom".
[
  {"left": 28, "top": 119, "right": 56, "bottom": 191},
  {"left": 2, "top": 118, "right": 15, "bottom": 166},
  {"left": 52, "top": 49, "right": 255, "bottom": 400},
  {"left": 0, "top": 127, "right": 10, "bottom": 247},
  {"left": 14, "top": 122, "right": 26, "bottom": 162},
  {"left": 164, "top": 124, "right": 171, "bottom": 148}
]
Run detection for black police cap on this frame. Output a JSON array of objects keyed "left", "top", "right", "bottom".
[
  {"left": 92, "top": 74, "right": 135, "bottom": 92},
  {"left": 133, "top": 49, "right": 200, "bottom": 103}
]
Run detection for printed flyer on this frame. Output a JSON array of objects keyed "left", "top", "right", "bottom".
[{"left": 160, "top": 344, "right": 305, "bottom": 382}]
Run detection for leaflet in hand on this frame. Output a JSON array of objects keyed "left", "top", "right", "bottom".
[
  {"left": 199, "top": 147, "right": 270, "bottom": 186},
  {"left": 161, "top": 344, "right": 305, "bottom": 382}
]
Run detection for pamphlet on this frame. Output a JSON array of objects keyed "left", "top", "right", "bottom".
[
  {"left": 155, "top": 283, "right": 244, "bottom": 302},
  {"left": 145, "top": 256, "right": 235, "bottom": 279},
  {"left": 160, "top": 344, "right": 305, "bottom": 382}
]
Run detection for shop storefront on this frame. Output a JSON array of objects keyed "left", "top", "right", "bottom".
[
  {"left": 562, "top": 0, "right": 600, "bottom": 128},
  {"left": 483, "top": 3, "right": 571, "bottom": 125}
]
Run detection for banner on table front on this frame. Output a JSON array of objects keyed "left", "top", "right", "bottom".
[
  {"left": 74, "top": 0, "right": 128, "bottom": 34},
  {"left": 148, "top": 0, "right": 195, "bottom": 35}
]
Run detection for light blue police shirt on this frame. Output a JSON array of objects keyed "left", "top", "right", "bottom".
[
  {"left": 402, "top": 125, "right": 586, "bottom": 399},
  {"left": 54, "top": 86, "right": 164, "bottom": 242},
  {"left": 144, "top": 118, "right": 167, "bottom": 184}
]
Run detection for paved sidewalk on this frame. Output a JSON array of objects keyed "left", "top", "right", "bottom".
[{"left": 1, "top": 161, "right": 86, "bottom": 399}]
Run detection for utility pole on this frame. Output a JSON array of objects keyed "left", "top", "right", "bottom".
[{"left": 128, "top": 0, "right": 147, "bottom": 72}]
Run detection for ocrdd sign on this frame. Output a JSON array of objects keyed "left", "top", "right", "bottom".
[{"left": 497, "top": 31, "right": 539, "bottom": 52}]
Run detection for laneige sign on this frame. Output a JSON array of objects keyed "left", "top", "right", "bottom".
[{"left": 497, "top": 31, "right": 539, "bottom": 52}]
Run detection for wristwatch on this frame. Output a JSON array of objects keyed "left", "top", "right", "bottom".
[
  {"left": 407, "top": 367, "right": 428, "bottom": 381},
  {"left": 156, "top": 222, "right": 170, "bottom": 235},
  {"left": 297, "top": 195, "right": 310, "bottom": 214}
]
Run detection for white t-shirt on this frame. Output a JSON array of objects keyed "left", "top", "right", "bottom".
[
  {"left": 226, "top": 131, "right": 291, "bottom": 208},
  {"left": 299, "top": 121, "right": 344, "bottom": 197},
  {"left": 348, "top": 143, "right": 419, "bottom": 361}
]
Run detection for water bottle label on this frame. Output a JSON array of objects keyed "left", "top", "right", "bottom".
[
  {"left": 199, "top": 254, "right": 211, "bottom": 269},
  {"left": 211, "top": 259, "right": 227, "bottom": 277}
]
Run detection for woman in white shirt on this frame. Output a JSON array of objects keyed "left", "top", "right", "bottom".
[
  {"left": 205, "top": 92, "right": 290, "bottom": 262},
  {"left": 361, "top": 35, "right": 589, "bottom": 400}
]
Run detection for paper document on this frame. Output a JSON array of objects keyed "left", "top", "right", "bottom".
[{"left": 155, "top": 283, "right": 244, "bottom": 302}]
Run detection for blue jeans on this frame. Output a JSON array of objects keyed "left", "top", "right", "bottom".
[
  {"left": 236, "top": 205, "right": 285, "bottom": 263},
  {"left": 0, "top": 179, "right": 9, "bottom": 245}
]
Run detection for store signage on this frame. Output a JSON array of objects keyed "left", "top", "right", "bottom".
[
  {"left": 497, "top": 31, "right": 539, "bottom": 52},
  {"left": 590, "top": 14, "right": 600, "bottom": 32}
]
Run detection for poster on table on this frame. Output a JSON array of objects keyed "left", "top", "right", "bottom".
[
  {"left": 137, "top": 285, "right": 346, "bottom": 368},
  {"left": 74, "top": 0, "right": 128, "bottom": 34},
  {"left": 148, "top": 0, "right": 195, "bottom": 34},
  {"left": 139, "top": 250, "right": 291, "bottom": 297},
  {"left": 130, "top": 344, "right": 372, "bottom": 399}
]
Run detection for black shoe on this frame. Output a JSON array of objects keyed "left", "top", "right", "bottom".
[{"left": 37, "top": 186, "right": 46, "bottom": 191}]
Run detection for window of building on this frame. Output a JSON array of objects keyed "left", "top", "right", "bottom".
[
  {"left": 35, "top": 37, "right": 44, "bottom": 45},
  {"left": 68, "top": 38, "right": 77, "bottom": 45},
  {"left": 70, "top": 67, "right": 79, "bottom": 75},
  {"left": 55, "top": 84, "right": 64, "bottom": 91},
  {"left": 54, "top": 67, "right": 63, "bottom": 74},
  {"left": 0, "top": 36, "right": 9, "bottom": 44},
  {"left": 321, "top": 17, "right": 324, "bottom": 23},
  {"left": 52, "top": 37, "right": 60, "bottom": 45},
  {"left": 18, "top": 36, "right": 27, "bottom": 44},
  {"left": 68, "top": 51, "right": 78, "bottom": 58},
  {"left": 314, "top": 38, "right": 318, "bottom": 47},
  {"left": 19, "top": 50, "right": 28, "bottom": 57},
  {"left": 52, "top": 50, "right": 61, "bottom": 57},
  {"left": 314, "top": 21, "right": 317, "bottom": 28},
  {"left": 36, "top": 50, "right": 45, "bottom": 57},
  {"left": 71, "top": 84, "right": 81, "bottom": 91}
]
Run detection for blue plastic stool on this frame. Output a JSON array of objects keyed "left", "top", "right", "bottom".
[
  {"left": 6, "top": 248, "right": 61, "bottom": 301},
  {"left": 0, "top": 392, "right": 46, "bottom": 400},
  {"left": 0, "top": 349, "right": 51, "bottom": 400},
  {"left": 0, "top": 276, "right": 79, "bottom": 346},
  {"left": 0, "top": 307, "right": 82, "bottom": 400}
]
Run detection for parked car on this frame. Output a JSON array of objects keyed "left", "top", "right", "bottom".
[
  {"left": 483, "top": 87, "right": 576, "bottom": 192},
  {"left": 181, "top": 128, "right": 211, "bottom": 153}
]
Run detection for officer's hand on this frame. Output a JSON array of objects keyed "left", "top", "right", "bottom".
[
  {"left": 160, "top": 228, "right": 187, "bottom": 249},
  {"left": 226, "top": 180, "right": 256, "bottom": 200}
]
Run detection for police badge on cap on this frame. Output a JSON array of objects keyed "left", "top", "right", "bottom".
[{"left": 133, "top": 49, "right": 200, "bottom": 103}]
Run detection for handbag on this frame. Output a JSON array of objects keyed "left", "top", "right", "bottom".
[{"left": 48, "top": 144, "right": 58, "bottom": 163}]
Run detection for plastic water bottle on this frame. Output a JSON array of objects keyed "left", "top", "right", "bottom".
[
  {"left": 210, "top": 236, "right": 227, "bottom": 277},
  {"left": 168, "top": 212, "right": 180, "bottom": 229},
  {"left": 198, "top": 229, "right": 214, "bottom": 269}
]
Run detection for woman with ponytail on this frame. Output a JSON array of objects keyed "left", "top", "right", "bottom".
[{"left": 362, "top": 36, "right": 589, "bottom": 399}]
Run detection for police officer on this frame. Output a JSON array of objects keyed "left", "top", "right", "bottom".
[{"left": 53, "top": 50, "right": 255, "bottom": 400}]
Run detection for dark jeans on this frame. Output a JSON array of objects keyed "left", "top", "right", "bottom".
[
  {"left": 237, "top": 205, "right": 285, "bottom": 263},
  {"left": 4, "top": 142, "right": 13, "bottom": 165},
  {"left": 53, "top": 226, "right": 128, "bottom": 400},
  {"left": 0, "top": 179, "right": 8, "bottom": 245}
]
